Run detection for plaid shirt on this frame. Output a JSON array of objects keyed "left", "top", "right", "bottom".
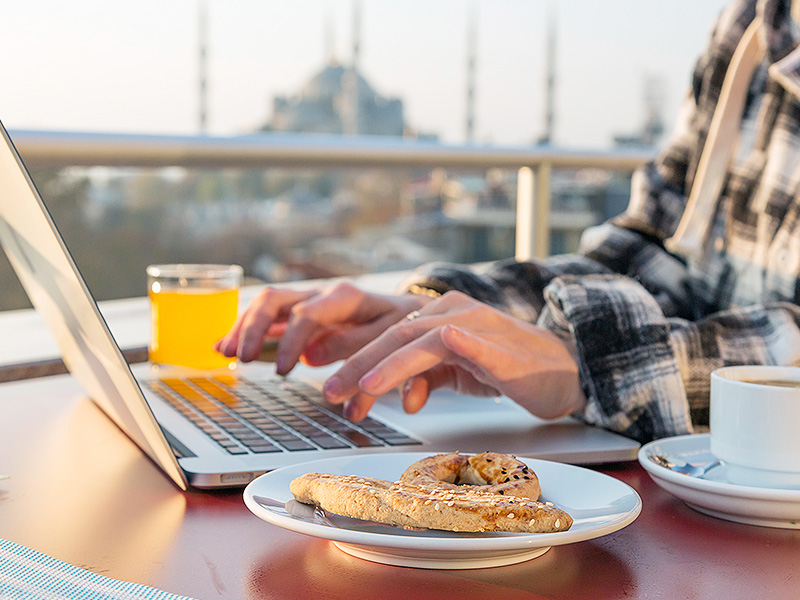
[{"left": 401, "top": 0, "right": 800, "bottom": 443}]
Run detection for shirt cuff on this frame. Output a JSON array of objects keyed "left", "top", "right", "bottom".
[{"left": 538, "top": 274, "right": 693, "bottom": 442}]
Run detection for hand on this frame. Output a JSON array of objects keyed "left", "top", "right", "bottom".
[
  {"left": 214, "top": 282, "right": 432, "bottom": 375},
  {"left": 321, "top": 291, "right": 587, "bottom": 422}
]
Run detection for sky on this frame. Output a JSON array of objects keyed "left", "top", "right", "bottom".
[{"left": 1, "top": 0, "right": 730, "bottom": 149}]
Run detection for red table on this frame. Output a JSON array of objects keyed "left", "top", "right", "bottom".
[{"left": 0, "top": 373, "right": 797, "bottom": 599}]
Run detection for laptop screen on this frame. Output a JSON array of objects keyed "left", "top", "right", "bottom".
[{"left": 0, "top": 121, "right": 187, "bottom": 489}]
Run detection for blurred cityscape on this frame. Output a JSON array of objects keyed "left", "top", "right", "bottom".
[{"left": 0, "top": 9, "right": 662, "bottom": 311}]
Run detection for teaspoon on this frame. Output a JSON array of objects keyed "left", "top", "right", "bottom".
[{"left": 649, "top": 454, "right": 720, "bottom": 478}]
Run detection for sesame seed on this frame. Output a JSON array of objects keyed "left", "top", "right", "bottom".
[
  {"left": 508, "top": 513, "right": 515, "bottom": 519},
  {"left": 555, "top": 519, "right": 561, "bottom": 528}
]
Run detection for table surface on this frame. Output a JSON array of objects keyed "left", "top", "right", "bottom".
[
  {"left": 0, "top": 271, "right": 798, "bottom": 599},
  {"left": 1, "top": 374, "right": 798, "bottom": 600}
]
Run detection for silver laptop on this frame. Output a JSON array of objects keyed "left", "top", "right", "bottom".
[{"left": 0, "top": 120, "right": 639, "bottom": 490}]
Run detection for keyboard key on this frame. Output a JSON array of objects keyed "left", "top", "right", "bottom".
[
  {"left": 279, "top": 439, "right": 316, "bottom": 451},
  {"left": 340, "top": 430, "right": 382, "bottom": 447},
  {"left": 308, "top": 435, "right": 350, "bottom": 449},
  {"left": 382, "top": 436, "right": 423, "bottom": 446},
  {"left": 243, "top": 442, "right": 281, "bottom": 453}
]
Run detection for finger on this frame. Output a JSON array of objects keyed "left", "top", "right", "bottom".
[
  {"left": 401, "top": 375, "right": 431, "bottom": 414},
  {"left": 355, "top": 328, "right": 450, "bottom": 398},
  {"left": 440, "top": 324, "right": 506, "bottom": 386},
  {"left": 301, "top": 313, "right": 411, "bottom": 365},
  {"left": 216, "top": 300, "right": 259, "bottom": 356},
  {"left": 214, "top": 318, "right": 242, "bottom": 356},
  {"left": 276, "top": 285, "right": 374, "bottom": 374},
  {"left": 235, "top": 288, "right": 317, "bottom": 362},
  {"left": 322, "top": 313, "right": 458, "bottom": 403},
  {"left": 341, "top": 391, "right": 379, "bottom": 422},
  {"left": 219, "top": 314, "right": 287, "bottom": 358},
  {"left": 320, "top": 296, "right": 486, "bottom": 403},
  {"left": 277, "top": 284, "right": 407, "bottom": 374}
]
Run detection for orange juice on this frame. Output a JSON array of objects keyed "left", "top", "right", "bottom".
[{"left": 149, "top": 286, "right": 238, "bottom": 369}]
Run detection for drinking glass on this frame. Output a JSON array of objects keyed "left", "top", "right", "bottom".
[{"left": 147, "top": 264, "right": 242, "bottom": 370}]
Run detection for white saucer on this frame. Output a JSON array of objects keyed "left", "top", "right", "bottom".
[
  {"left": 639, "top": 434, "right": 800, "bottom": 529},
  {"left": 244, "top": 452, "right": 641, "bottom": 569}
]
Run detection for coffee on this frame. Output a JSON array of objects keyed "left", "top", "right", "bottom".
[{"left": 739, "top": 379, "right": 800, "bottom": 388}]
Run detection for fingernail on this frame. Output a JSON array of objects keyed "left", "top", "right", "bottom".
[
  {"left": 275, "top": 355, "right": 289, "bottom": 375},
  {"left": 323, "top": 376, "right": 342, "bottom": 400},
  {"left": 344, "top": 400, "right": 360, "bottom": 421},
  {"left": 445, "top": 324, "right": 463, "bottom": 337},
  {"left": 359, "top": 370, "right": 382, "bottom": 394},
  {"left": 238, "top": 339, "right": 253, "bottom": 360}
]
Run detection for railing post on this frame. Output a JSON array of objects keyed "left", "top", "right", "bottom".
[
  {"left": 534, "top": 161, "right": 551, "bottom": 259},
  {"left": 515, "top": 167, "right": 535, "bottom": 261},
  {"left": 515, "top": 162, "right": 551, "bottom": 261}
]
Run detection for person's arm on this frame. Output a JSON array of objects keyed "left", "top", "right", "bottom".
[
  {"left": 538, "top": 274, "right": 692, "bottom": 442},
  {"left": 320, "top": 290, "right": 587, "bottom": 423},
  {"left": 539, "top": 274, "right": 800, "bottom": 442}
]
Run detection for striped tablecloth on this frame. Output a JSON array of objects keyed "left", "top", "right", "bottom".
[{"left": 0, "top": 539, "right": 196, "bottom": 600}]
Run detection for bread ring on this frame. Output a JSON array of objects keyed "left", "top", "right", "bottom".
[
  {"left": 290, "top": 452, "right": 571, "bottom": 534},
  {"left": 399, "top": 452, "right": 541, "bottom": 500},
  {"left": 289, "top": 472, "right": 572, "bottom": 533}
]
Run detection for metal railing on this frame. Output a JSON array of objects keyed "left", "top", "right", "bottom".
[{"left": 11, "top": 129, "right": 654, "bottom": 259}]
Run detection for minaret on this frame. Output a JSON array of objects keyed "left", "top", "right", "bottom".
[
  {"left": 198, "top": 0, "right": 209, "bottom": 134},
  {"left": 465, "top": 2, "right": 477, "bottom": 143},
  {"left": 342, "top": 0, "right": 362, "bottom": 135},
  {"left": 352, "top": 0, "right": 361, "bottom": 71},
  {"left": 538, "top": 6, "right": 556, "bottom": 145},
  {"left": 325, "top": 8, "right": 336, "bottom": 65}
]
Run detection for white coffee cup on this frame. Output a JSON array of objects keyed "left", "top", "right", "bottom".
[{"left": 710, "top": 365, "right": 800, "bottom": 489}]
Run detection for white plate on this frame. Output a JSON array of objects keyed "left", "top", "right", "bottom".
[
  {"left": 639, "top": 434, "right": 800, "bottom": 529},
  {"left": 243, "top": 452, "right": 641, "bottom": 569}
]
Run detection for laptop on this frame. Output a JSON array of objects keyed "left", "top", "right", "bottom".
[{"left": 0, "top": 120, "right": 639, "bottom": 490}]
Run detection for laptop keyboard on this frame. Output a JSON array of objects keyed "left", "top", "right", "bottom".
[{"left": 145, "top": 375, "right": 421, "bottom": 455}]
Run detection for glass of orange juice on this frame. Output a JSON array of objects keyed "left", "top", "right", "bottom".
[{"left": 147, "top": 264, "right": 243, "bottom": 370}]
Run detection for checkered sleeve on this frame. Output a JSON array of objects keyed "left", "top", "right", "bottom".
[
  {"left": 540, "top": 276, "right": 800, "bottom": 442},
  {"left": 538, "top": 275, "right": 692, "bottom": 442}
]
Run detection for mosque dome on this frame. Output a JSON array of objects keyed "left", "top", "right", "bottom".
[
  {"left": 267, "top": 61, "right": 405, "bottom": 137},
  {"left": 300, "top": 63, "right": 376, "bottom": 102}
]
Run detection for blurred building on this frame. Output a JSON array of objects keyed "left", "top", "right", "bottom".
[{"left": 262, "top": 61, "right": 405, "bottom": 137}]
